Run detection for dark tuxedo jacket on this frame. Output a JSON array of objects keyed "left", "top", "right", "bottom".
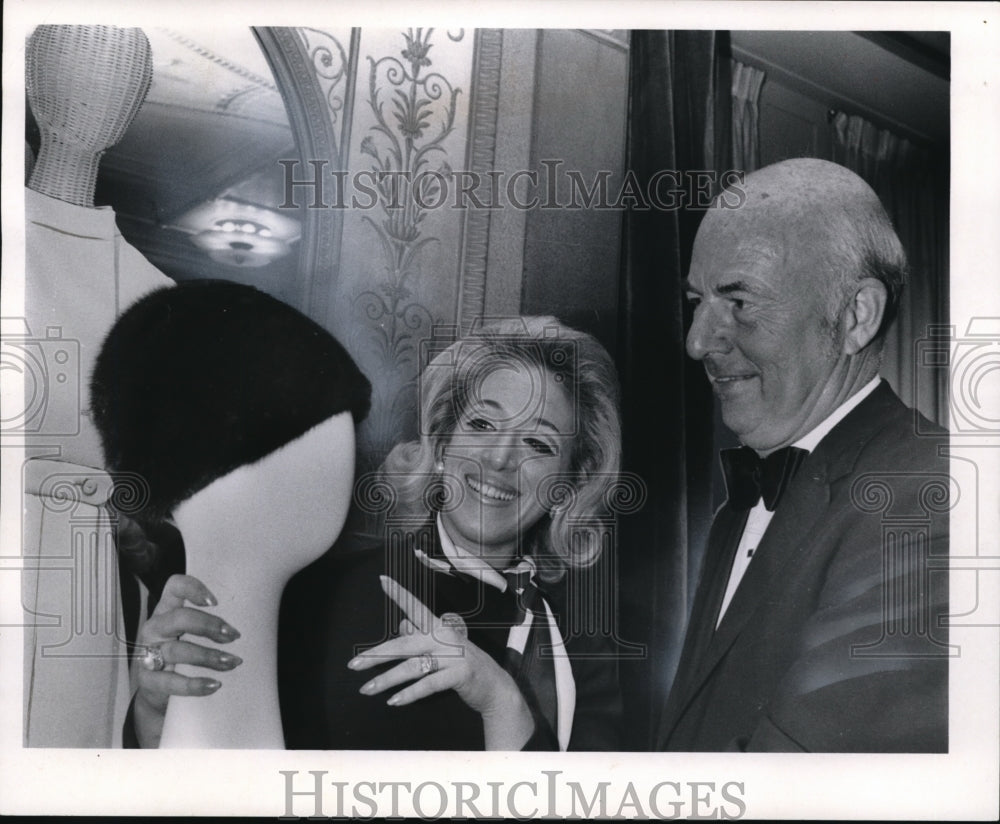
[{"left": 658, "top": 382, "right": 949, "bottom": 752}]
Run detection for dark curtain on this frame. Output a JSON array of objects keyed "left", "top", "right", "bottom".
[
  {"left": 831, "top": 112, "right": 949, "bottom": 426},
  {"left": 616, "top": 31, "right": 732, "bottom": 750}
]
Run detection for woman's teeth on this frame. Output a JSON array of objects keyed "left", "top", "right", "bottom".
[{"left": 468, "top": 477, "right": 516, "bottom": 502}]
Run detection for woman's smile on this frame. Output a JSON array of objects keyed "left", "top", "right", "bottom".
[
  {"left": 439, "top": 361, "right": 573, "bottom": 564},
  {"left": 466, "top": 475, "right": 518, "bottom": 504}
]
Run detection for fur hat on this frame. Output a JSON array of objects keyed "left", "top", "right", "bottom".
[{"left": 91, "top": 280, "right": 370, "bottom": 524}]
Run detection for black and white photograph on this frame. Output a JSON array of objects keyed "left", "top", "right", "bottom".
[{"left": 2, "top": 0, "right": 997, "bottom": 818}]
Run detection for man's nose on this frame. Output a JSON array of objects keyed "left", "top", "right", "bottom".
[{"left": 686, "top": 300, "right": 731, "bottom": 361}]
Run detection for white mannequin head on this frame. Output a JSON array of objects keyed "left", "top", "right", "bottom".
[
  {"left": 92, "top": 280, "right": 371, "bottom": 747},
  {"left": 171, "top": 412, "right": 356, "bottom": 588}
]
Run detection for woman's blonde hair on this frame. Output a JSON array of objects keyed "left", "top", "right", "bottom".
[{"left": 379, "top": 316, "right": 622, "bottom": 582}]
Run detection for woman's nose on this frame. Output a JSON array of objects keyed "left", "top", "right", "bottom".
[
  {"left": 481, "top": 433, "right": 517, "bottom": 470},
  {"left": 686, "top": 301, "right": 731, "bottom": 361}
]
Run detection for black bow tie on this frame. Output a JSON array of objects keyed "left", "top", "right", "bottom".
[{"left": 720, "top": 445, "right": 808, "bottom": 511}]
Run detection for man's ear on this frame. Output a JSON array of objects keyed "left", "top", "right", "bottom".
[{"left": 841, "top": 278, "right": 888, "bottom": 355}]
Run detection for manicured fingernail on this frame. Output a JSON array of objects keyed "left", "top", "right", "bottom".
[
  {"left": 202, "top": 592, "right": 217, "bottom": 607},
  {"left": 347, "top": 657, "right": 361, "bottom": 669},
  {"left": 360, "top": 680, "right": 375, "bottom": 695},
  {"left": 218, "top": 653, "right": 242, "bottom": 668},
  {"left": 219, "top": 623, "right": 240, "bottom": 640},
  {"left": 386, "top": 694, "right": 400, "bottom": 706},
  {"left": 203, "top": 679, "right": 221, "bottom": 693},
  {"left": 379, "top": 575, "right": 389, "bottom": 588}
]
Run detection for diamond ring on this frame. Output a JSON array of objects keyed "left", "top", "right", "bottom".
[{"left": 141, "top": 643, "right": 165, "bottom": 672}]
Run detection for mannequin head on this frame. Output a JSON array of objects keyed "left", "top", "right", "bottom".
[
  {"left": 93, "top": 281, "right": 370, "bottom": 749},
  {"left": 171, "top": 411, "right": 356, "bottom": 581},
  {"left": 92, "top": 281, "right": 371, "bottom": 568},
  {"left": 26, "top": 25, "right": 153, "bottom": 204}
]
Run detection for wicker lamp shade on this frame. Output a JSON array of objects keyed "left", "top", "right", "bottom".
[{"left": 26, "top": 25, "right": 153, "bottom": 206}]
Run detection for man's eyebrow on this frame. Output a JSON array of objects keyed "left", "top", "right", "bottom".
[
  {"left": 715, "top": 280, "right": 752, "bottom": 296},
  {"left": 682, "top": 278, "right": 754, "bottom": 296}
]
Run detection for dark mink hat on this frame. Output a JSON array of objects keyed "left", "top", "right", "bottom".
[{"left": 91, "top": 280, "right": 370, "bottom": 524}]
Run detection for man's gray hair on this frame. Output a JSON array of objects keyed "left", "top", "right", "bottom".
[{"left": 825, "top": 197, "right": 909, "bottom": 341}]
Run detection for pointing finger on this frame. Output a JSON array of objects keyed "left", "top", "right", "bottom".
[
  {"left": 347, "top": 633, "right": 429, "bottom": 670},
  {"left": 379, "top": 575, "right": 435, "bottom": 633}
]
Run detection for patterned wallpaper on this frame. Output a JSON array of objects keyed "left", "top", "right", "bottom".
[{"left": 281, "top": 28, "right": 480, "bottom": 474}]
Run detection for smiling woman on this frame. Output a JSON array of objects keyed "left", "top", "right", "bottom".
[
  {"left": 277, "top": 316, "right": 625, "bottom": 751},
  {"left": 380, "top": 315, "right": 623, "bottom": 582},
  {"left": 437, "top": 360, "right": 574, "bottom": 570}
]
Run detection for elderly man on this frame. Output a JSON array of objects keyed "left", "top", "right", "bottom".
[{"left": 658, "top": 158, "right": 949, "bottom": 752}]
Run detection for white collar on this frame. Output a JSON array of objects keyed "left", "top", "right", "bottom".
[
  {"left": 790, "top": 377, "right": 882, "bottom": 454},
  {"left": 435, "top": 516, "right": 509, "bottom": 592}
]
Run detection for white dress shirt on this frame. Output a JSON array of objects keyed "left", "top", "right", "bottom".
[{"left": 715, "top": 378, "right": 882, "bottom": 627}]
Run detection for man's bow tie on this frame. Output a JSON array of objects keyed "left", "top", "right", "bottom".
[{"left": 720, "top": 445, "right": 808, "bottom": 511}]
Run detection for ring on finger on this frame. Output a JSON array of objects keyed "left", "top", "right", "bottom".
[
  {"left": 418, "top": 652, "right": 438, "bottom": 675},
  {"left": 141, "top": 643, "right": 165, "bottom": 672}
]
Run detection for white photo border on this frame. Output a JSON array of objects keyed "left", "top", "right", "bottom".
[{"left": 2, "top": 0, "right": 997, "bottom": 819}]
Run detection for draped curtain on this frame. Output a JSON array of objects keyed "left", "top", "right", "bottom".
[
  {"left": 731, "top": 60, "right": 765, "bottom": 172},
  {"left": 831, "top": 112, "right": 949, "bottom": 425},
  {"left": 616, "top": 30, "right": 731, "bottom": 750}
]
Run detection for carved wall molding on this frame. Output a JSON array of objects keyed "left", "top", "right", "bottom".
[
  {"left": 253, "top": 26, "right": 358, "bottom": 322},
  {"left": 350, "top": 27, "right": 465, "bottom": 467},
  {"left": 456, "top": 29, "right": 504, "bottom": 332}
]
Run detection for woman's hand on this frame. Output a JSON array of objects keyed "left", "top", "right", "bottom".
[
  {"left": 347, "top": 575, "right": 535, "bottom": 750},
  {"left": 132, "top": 574, "right": 242, "bottom": 748}
]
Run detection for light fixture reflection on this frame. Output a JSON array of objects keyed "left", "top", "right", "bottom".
[{"left": 173, "top": 199, "right": 301, "bottom": 268}]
